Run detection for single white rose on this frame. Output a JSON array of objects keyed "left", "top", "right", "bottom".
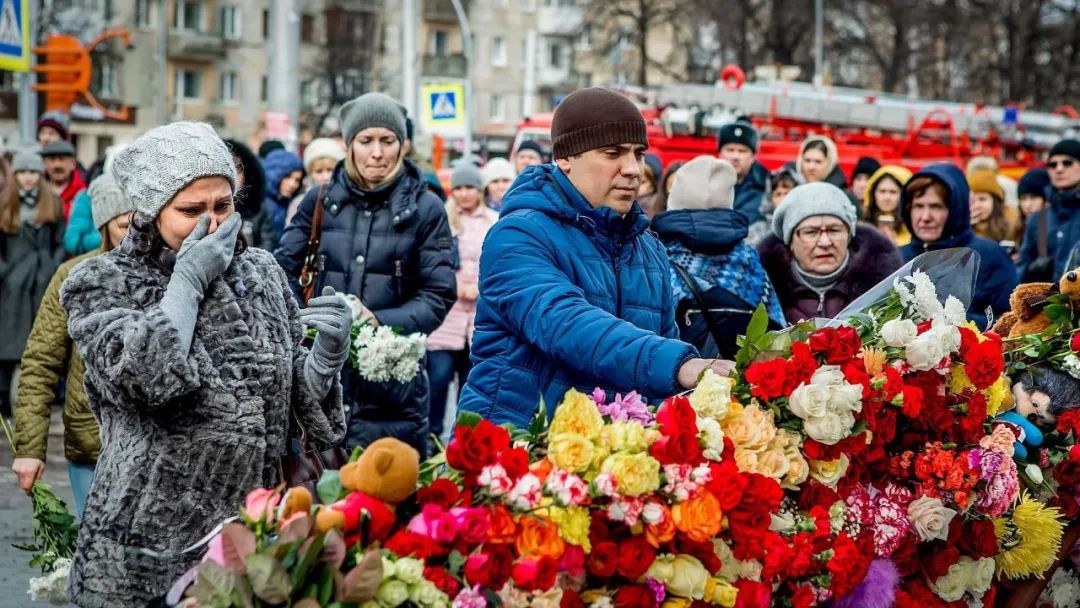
[
  {"left": 881, "top": 318, "right": 919, "bottom": 347},
  {"left": 906, "top": 331, "right": 947, "bottom": 371},
  {"left": 802, "top": 411, "right": 854, "bottom": 445},
  {"left": 908, "top": 496, "right": 957, "bottom": 542},
  {"left": 789, "top": 383, "right": 832, "bottom": 420}
]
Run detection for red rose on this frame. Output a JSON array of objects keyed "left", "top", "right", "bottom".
[
  {"left": 1055, "top": 459, "right": 1080, "bottom": 485},
  {"left": 1072, "top": 332, "right": 1080, "bottom": 353},
  {"left": 809, "top": 328, "right": 839, "bottom": 356},
  {"left": 417, "top": 478, "right": 460, "bottom": 508},
  {"left": 385, "top": 529, "right": 442, "bottom": 560},
  {"left": 613, "top": 585, "right": 656, "bottom": 608},
  {"left": 512, "top": 557, "right": 558, "bottom": 591},
  {"left": 921, "top": 543, "right": 960, "bottom": 581},
  {"left": 744, "top": 358, "right": 788, "bottom": 401},
  {"left": 616, "top": 536, "right": 657, "bottom": 580},
  {"left": 957, "top": 519, "right": 997, "bottom": 559},
  {"left": 656, "top": 396, "right": 698, "bottom": 436},
  {"left": 811, "top": 327, "right": 861, "bottom": 364},
  {"left": 587, "top": 540, "right": 618, "bottom": 577},
  {"left": 796, "top": 480, "right": 840, "bottom": 512},
  {"left": 497, "top": 446, "right": 529, "bottom": 480},
  {"left": 650, "top": 431, "right": 703, "bottom": 465},
  {"left": 423, "top": 566, "right": 462, "bottom": 597},
  {"left": 560, "top": 589, "right": 585, "bottom": 608},
  {"left": 1058, "top": 410, "right": 1080, "bottom": 437},
  {"left": 560, "top": 544, "right": 586, "bottom": 577},
  {"left": 446, "top": 420, "right": 510, "bottom": 473},
  {"left": 456, "top": 507, "right": 490, "bottom": 544}
]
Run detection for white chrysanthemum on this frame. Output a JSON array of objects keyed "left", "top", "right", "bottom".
[
  {"left": 27, "top": 558, "right": 70, "bottom": 605},
  {"left": 1040, "top": 566, "right": 1080, "bottom": 608},
  {"left": 354, "top": 326, "right": 428, "bottom": 383},
  {"left": 895, "top": 271, "right": 946, "bottom": 322}
]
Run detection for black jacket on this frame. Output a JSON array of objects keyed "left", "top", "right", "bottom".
[
  {"left": 275, "top": 160, "right": 456, "bottom": 455},
  {"left": 0, "top": 220, "right": 65, "bottom": 360}
]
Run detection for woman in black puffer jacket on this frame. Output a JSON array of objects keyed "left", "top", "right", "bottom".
[{"left": 276, "top": 93, "right": 456, "bottom": 456}]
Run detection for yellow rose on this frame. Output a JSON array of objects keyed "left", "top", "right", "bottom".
[
  {"left": 704, "top": 578, "right": 738, "bottom": 608},
  {"left": 548, "top": 432, "right": 595, "bottom": 474},
  {"left": 781, "top": 437, "right": 810, "bottom": 490},
  {"left": 689, "top": 370, "right": 732, "bottom": 420},
  {"left": 645, "top": 554, "right": 676, "bottom": 583},
  {"left": 734, "top": 448, "right": 759, "bottom": 473},
  {"left": 754, "top": 444, "right": 791, "bottom": 481},
  {"left": 664, "top": 554, "right": 710, "bottom": 600},
  {"left": 723, "top": 402, "right": 776, "bottom": 452},
  {"left": 599, "top": 420, "right": 649, "bottom": 454},
  {"left": 550, "top": 389, "right": 604, "bottom": 439},
  {"left": 601, "top": 452, "right": 661, "bottom": 496},
  {"left": 809, "top": 454, "right": 849, "bottom": 488},
  {"left": 548, "top": 505, "right": 592, "bottom": 552}
]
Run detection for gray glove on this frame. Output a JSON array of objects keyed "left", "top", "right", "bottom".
[
  {"left": 301, "top": 286, "right": 353, "bottom": 398},
  {"left": 159, "top": 213, "right": 242, "bottom": 354}
]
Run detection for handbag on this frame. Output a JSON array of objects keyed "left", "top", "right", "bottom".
[
  {"left": 277, "top": 408, "right": 349, "bottom": 497},
  {"left": 298, "top": 184, "right": 329, "bottom": 305}
]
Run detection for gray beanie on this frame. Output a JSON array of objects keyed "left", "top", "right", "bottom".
[
  {"left": 110, "top": 121, "right": 237, "bottom": 218},
  {"left": 339, "top": 92, "right": 407, "bottom": 146},
  {"left": 666, "top": 156, "right": 737, "bottom": 211},
  {"left": 451, "top": 162, "right": 483, "bottom": 190},
  {"left": 772, "top": 182, "right": 857, "bottom": 245},
  {"left": 12, "top": 149, "right": 44, "bottom": 174},
  {"left": 89, "top": 174, "right": 134, "bottom": 229}
]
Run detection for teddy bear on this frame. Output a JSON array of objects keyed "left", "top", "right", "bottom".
[
  {"left": 992, "top": 269, "right": 1080, "bottom": 337},
  {"left": 314, "top": 437, "right": 420, "bottom": 544}
]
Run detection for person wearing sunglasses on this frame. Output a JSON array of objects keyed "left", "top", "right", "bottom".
[
  {"left": 758, "top": 181, "right": 902, "bottom": 324},
  {"left": 1018, "top": 139, "right": 1080, "bottom": 282}
]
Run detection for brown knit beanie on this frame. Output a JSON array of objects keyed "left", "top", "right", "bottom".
[{"left": 551, "top": 88, "right": 647, "bottom": 159}]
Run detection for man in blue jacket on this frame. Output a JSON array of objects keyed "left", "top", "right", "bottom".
[
  {"left": 458, "top": 88, "right": 728, "bottom": 428},
  {"left": 1018, "top": 139, "right": 1080, "bottom": 282},
  {"left": 719, "top": 121, "right": 769, "bottom": 225},
  {"left": 900, "top": 163, "right": 1017, "bottom": 328}
]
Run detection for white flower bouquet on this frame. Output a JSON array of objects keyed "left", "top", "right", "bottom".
[{"left": 311, "top": 294, "right": 428, "bottom": 384}]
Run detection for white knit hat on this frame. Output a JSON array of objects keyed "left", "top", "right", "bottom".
[
  {"left": 772, "top": 182, "right": 857, "bottom": 245},
  {"left": 481, "top": 157, "right": 516, "bottom": 189},
  {"left": 89, "top": 174, "right": 134, "bottom": 229},
  {"left": 303, "top": 137, "right": 346, "bottom": 172},
  {"left": 665, "top": 156, "right": 738, "bottom": 211}
]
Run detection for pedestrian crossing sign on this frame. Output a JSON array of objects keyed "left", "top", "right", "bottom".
[
  {"left": 0, "top": 0, "right": 29, "bottom": 73},
  {"left": 421, "top": 81, "right": 466, "bottom": 136}
]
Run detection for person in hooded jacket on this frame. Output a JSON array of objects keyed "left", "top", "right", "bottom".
[
  {"left": 252, "top": 149, "right": 304, "bottom": 250},
  {"left": 276, "top": 92, "right": 456, "bottom": 456},
  {"left": 1019, "top": 139, "right": 1080, "bottom": 282},
  {"left": 900, "top": 163, "right": 1017, "bottom": 328},
  {"left": 457, "top": 88, "right": 728, "bottom": 428},
  {"left": 793, "top": 134, "right": 861, "bottom": 211},
  {"left": 652, "top": 156, "right": 784, "bottom": 358},
  {"left": 718, "top": 121, "right": 769, "bottom": 225},
  {"left": 746, "top": 167, "right": 798, "bottom": 247},
  {"left": 224, "top": 139, "right": 268, "bottom": 249},
  {"left": 864, "top": 165, "right": 913, "bottom": 246},
  {"left": 759, "top": 182, "right": 901, "bottom": 324}
]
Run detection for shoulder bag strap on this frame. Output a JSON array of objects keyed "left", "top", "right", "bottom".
[
  {"left": 672, "top": 262, "right": 725, "bottom": 354},
  {"left": 299, "top": 185, "right": 328, "bottom": 305}
]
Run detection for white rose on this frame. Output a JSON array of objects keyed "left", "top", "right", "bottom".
[
  {"left": 769, "top": 510, "right": 796, "bottom": 532},
  {"left": 789, "top": 383, "right": 832, "bottom": 420},
  {"left": 811, "top": 365, "right": 846, "bottom": 386},
  {"left": 906, "top": 332, "right": 947, "bottom": 371},
  {"left": 802, "top": 411, "right": 854, "bottom": 445},
  {"left": 907, "top": 496, "right": 957, "bottom": 542},
  {"left": 969, "top": 557, "right": 995, "bottom": 595},
  {"left": 930, "top": 561, "right": 969, "bottom": 602},
  {"left": 809, "top": 455, "right": 850, "bottom": 488},
  {"left": 828, "top": 383, "right": 864, "bottom": 414},
  {"left": 881, "top": 318, "right": 918, "bottom": 347},
  {"left": 1026, "top": 463, "right": 1045, "bottom": 485}
]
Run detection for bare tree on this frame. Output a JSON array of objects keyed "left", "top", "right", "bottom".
[{"left": 579, "top": 0, "right": 697, "bottom": 86}]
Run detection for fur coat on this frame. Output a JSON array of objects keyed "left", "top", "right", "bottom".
[{"left": 60, "top": 219, "right": 345, "bottom": 607}]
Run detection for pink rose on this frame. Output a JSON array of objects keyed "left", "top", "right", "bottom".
[
  {"left": 454, "top": 507, "right": 490, "bottom": 544},
  {"left": 242, "top": 488, "right": 280, "bottom": 523}
]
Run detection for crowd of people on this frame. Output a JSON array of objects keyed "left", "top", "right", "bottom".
[{"left": 3, "top": 87, "right": 1080, "bottom": 605}]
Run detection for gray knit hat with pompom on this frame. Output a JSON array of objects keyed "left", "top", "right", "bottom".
[{"left": 110, "top": 121, "right": 237, "bottom": 218}]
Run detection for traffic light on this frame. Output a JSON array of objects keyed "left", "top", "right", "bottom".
[{"left": 32, "top": 35, "right": 91, "bottom": 112}]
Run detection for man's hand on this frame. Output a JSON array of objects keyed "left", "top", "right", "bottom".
[
  {"left": 12, "top": 457, "right": 45, "bottom": 495},
  {"left": 678, "top": 358, "right": 735, "bottom": 389}
]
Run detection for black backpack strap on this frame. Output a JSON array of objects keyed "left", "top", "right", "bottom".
[{"left": 672, "top": 262, "right": 725, "bottom": 353}]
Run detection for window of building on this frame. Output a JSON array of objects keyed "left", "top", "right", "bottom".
[
  {"left": 301, "top": 80, "right": 321, "bottom": 109},
  {"left": 221, "top": 6, "right": 241, "bottom": 39},
  {"left": 220, "top": 71, "right": 238, "bottom": 103},
  {"left": 260, "top": 75, "right": 268, "bottom": 103},
  {"left": 134, "top": 0, "right": 152, "bottom": 27},
  {"left": 548, "top": 41, "right": 563, "bottom": 68},
  {"left": 429, "top": 29, "right": 449, "bottom": 56},
  {"left": 175, "top": 0, "right": 203, "bottom": 32},
  {"left": 262, "top": 9, "right": 270, "bottom": 39},
  {"left": 491, "top": 36, "right": 506, "bottom": 66},
  {"left": 577, "top": 24, "right": 591, "bottom": 49},
  {"left": 301, "top": 14, "right": 315, "bottom": 43},
  {"left": 103, "top": 0, "right": 114, "bottom": 20},
  {"left": 92, "top": 58, "right": 119, "bottom": 99},
  {"left": 176, "top": 68, "right": 203, "bottom": 101},
  {"left": 490, "top": 94, "right": 505, "bottom": 121}
]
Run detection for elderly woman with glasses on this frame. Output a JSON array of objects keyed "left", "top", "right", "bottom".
[{"left": 758, "top": 182, "right": 902, "bottom": 323}]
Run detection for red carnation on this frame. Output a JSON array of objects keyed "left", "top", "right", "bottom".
[
  {"left": 1057, "top": 410, "right": 1080, "bottom": 437},
  {"left": 957, "top": 519, "right": 998, "bottom": 559},
  {"left": 784, "top": 341, "right": 819, "bottom": 392},
  {"left": 706, "top": 460, "right": 747, "bottom": 510},
  {"left": 650, "top": 431, "right": 703, "bottom": 465},
  {"left": 417, "top": 478, "right": 461, "bottom": 509},
  {"left": 613, "top": 585, "right": 656, "bottom": 608},
  {"left": 744, "top": 358, "right": 788, "bottom": 401},
  {"left": 733, "top": 579, "right": 772, "bottom": 608},
  {"left": 497, "top": 446, "right": 530, "bottom": 480},
  {"left": 616, "top": 536, "right": 657, "bottom": 580},
  {"left": 656, "top": 396, "right": 698, "bottom": 436},
  {"left": 587, "top": 540, "right": 619, "bottom": 578},
  {"left": 827, "top": 533, "right": 871, "bottom": 598},
  {"left": 901, "top": 384, "right": 924, "bottom": 418},
  {"left": 423, "top": 565, "right": 462, "bottom": 597},
  {"left": 963, "top": 340, "right": 1005, "bottom": 390}
]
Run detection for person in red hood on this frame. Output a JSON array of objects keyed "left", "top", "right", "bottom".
[{"left": 40, "top": 140, "right": 85, "bottom": 219}]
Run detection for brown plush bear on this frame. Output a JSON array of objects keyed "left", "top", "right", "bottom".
[
  {"left": 314, "top": 437, "right": 420, "bottom": 542},
  {"left": 993, "top": 270, "right": 1080, "bottom": 337}
]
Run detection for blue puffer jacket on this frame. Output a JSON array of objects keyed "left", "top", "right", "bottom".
[
  {"left": 733, "top": 161, "right": 768, "bottom": 225},
  {"left": 457, "top": 164, "right": 696, "bottom": 428},
  {"left": 1017, "top": 184, "right": 1080, "bottom": 281},
  {"left": 275, "top": 160, "right": 456, "bottom": 455},
  {"left": 899, "top": 163, "right": 1018, "bottom": 328},
  {"left": 260, "top": 149, "right": 304, "bottom": 249}
]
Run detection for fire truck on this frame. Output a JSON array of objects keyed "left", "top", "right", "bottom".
[{"left": 513, "top": 70, "right": 1080, "bottom": 179}]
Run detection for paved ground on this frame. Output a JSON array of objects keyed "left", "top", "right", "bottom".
[{"left": 0, "top": 414, "right": 76, "bottom": 608}]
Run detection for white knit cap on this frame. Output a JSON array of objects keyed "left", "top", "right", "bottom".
[
  {"left": 665, "top": 156, "right": 738, "bottom": 211},
  {"left": 110, "top": 121, "right": 236, "bottom": 218},
  {"left": 303, "top": 137, "right": 346, "bottom": 172},
  {"left": 481, "top": 157, "right": 516, "bottom": 189},
  {"left": 89, "top": 174, "right": 134, "bottom": 229},
  {"left": 772, "top": 182, "right": 857, "bottom": 245}
]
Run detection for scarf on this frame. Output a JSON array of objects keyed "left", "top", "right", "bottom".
[
  {"left": 19, "top": 187, "right": 38, "bottom": 226},
  {"left": 791, "top": 252, "right": 851, "bottom": 296},
  {"left": 667, "top": 240, "right": 786, "bottom": 326}
]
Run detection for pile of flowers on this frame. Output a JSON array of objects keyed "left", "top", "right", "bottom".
[{"left": 177, "top": 261, "right": 1076, "bottom": 607}]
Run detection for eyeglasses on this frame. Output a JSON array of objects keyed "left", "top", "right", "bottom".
[
  {"left": 795, "top": 225, "right": 849, "bottom": 243},
  {"left": 1049, "top": 159, "right": 1076, "bottom": 170}
]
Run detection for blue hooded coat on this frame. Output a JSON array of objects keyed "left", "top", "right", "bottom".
[
  {"left": 1017, "top": 183, "right": 1080, "bottom": 282},
  {"left": 899, "top": 164, "right": 1017, "bottom": 328},
  {"left": 457, "top": 164, "right": 696, "bottom": 428},
  {"left": 256, "top": 149, "right": 304, "bottom": 249},
  {"left": 733, "top": 160, "right": 769, "bottom": 225}
]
